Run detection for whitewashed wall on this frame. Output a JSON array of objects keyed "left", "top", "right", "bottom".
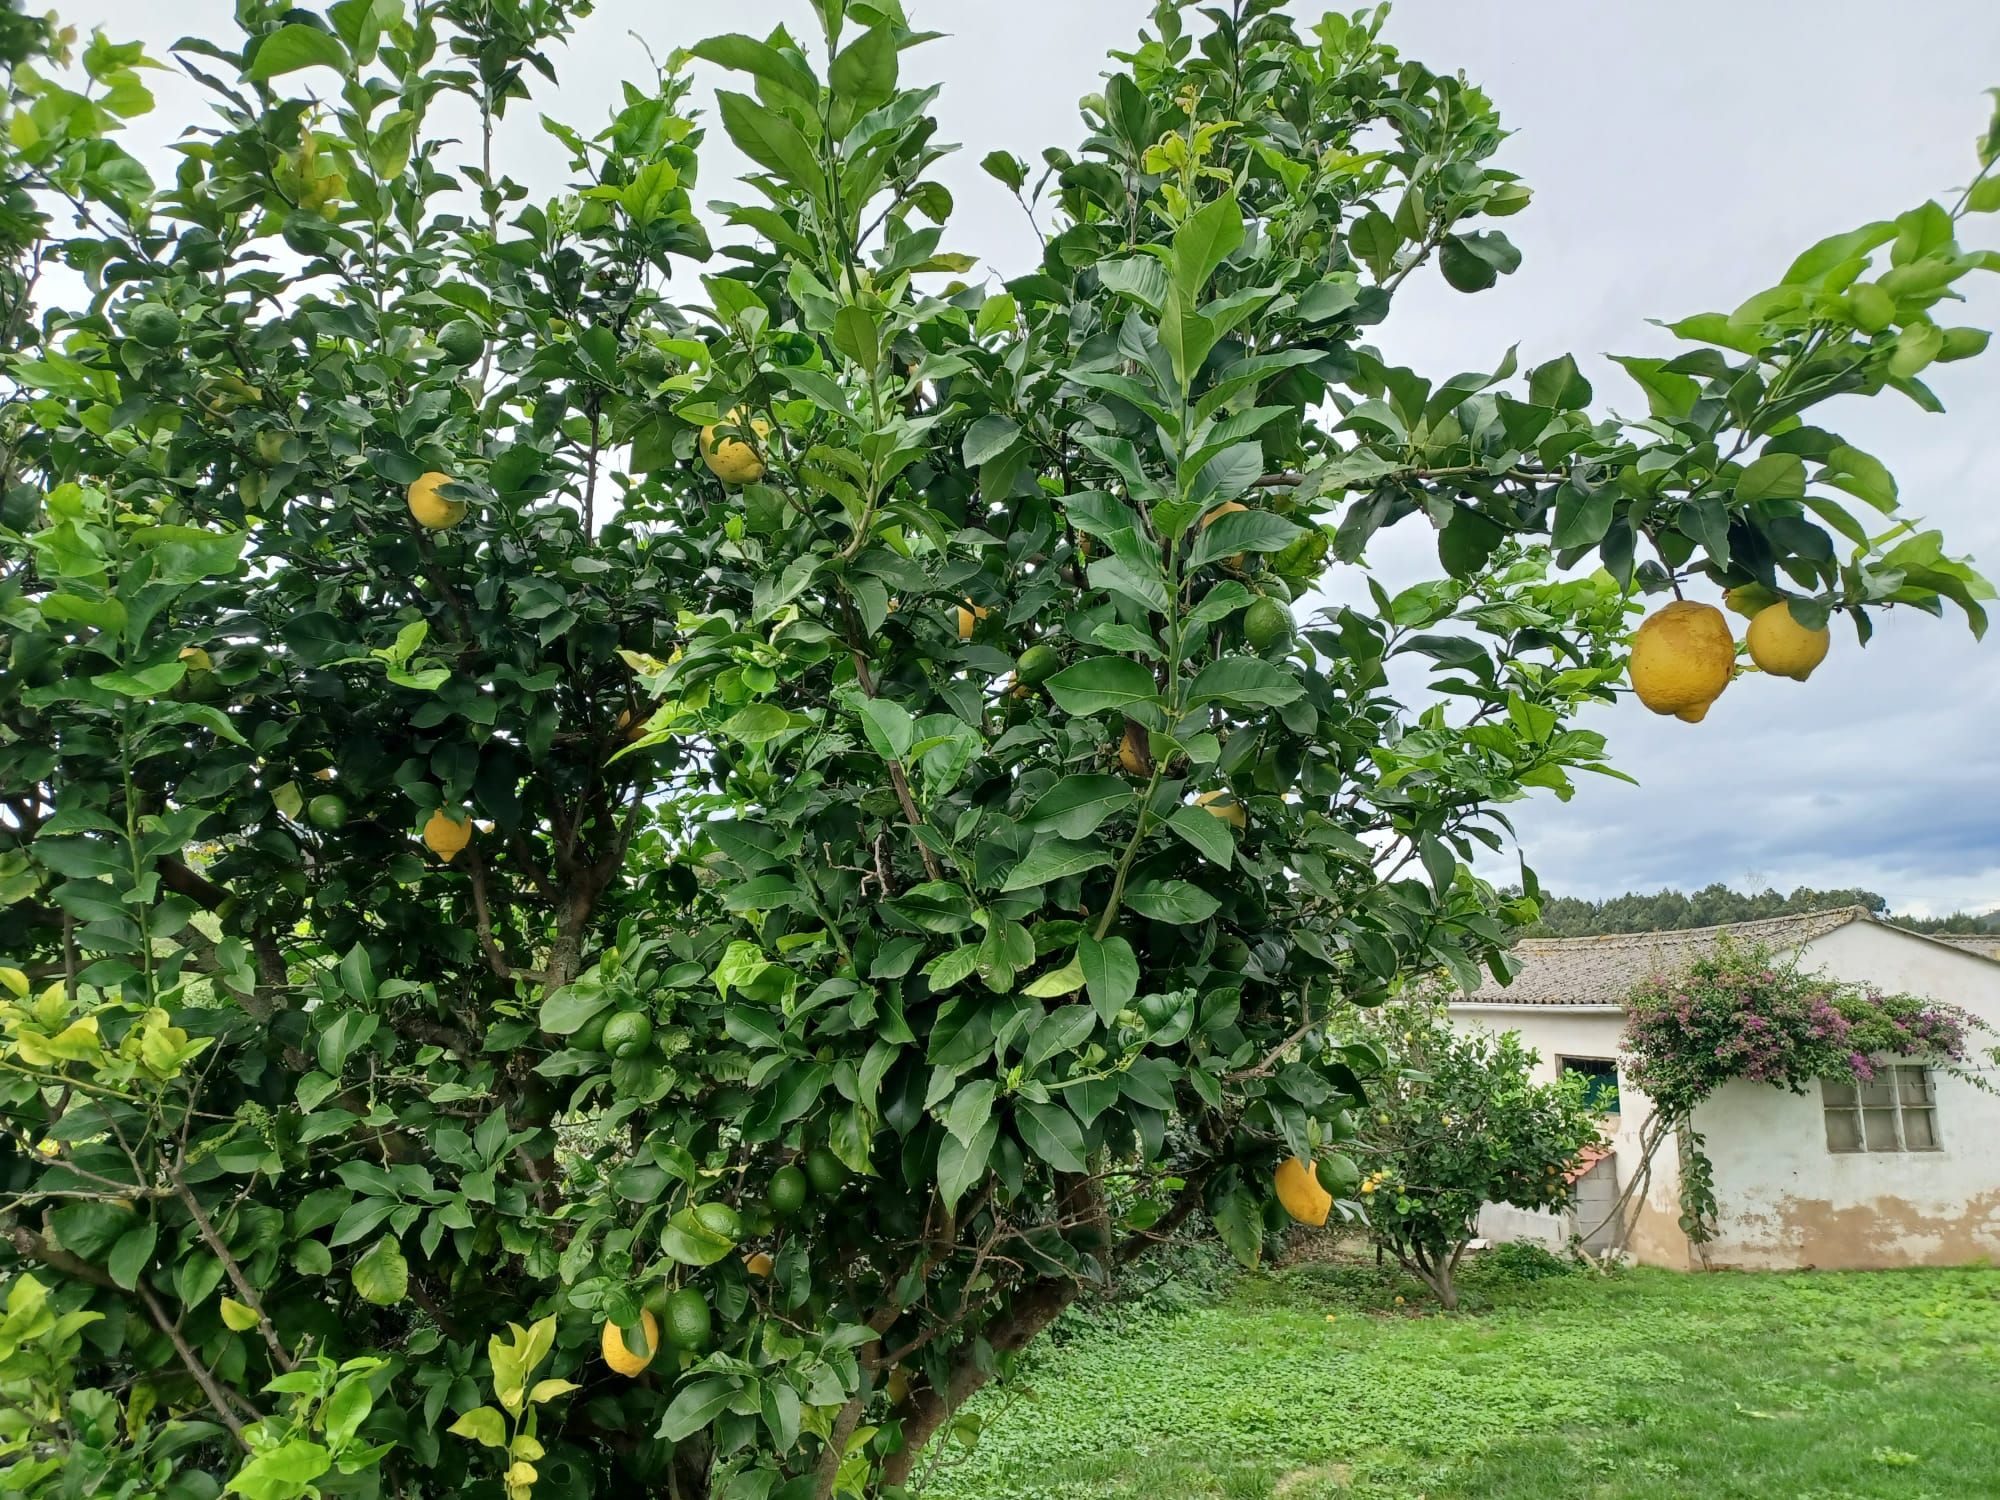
[{"left": 1453, "top": 922, "right": 2000, "bottom": 1270}]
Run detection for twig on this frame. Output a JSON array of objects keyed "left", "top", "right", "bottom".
[
  {"left": 464, "top": 849, "right": 547, "bottom": 983},
  {"left": 169, "top": 1164, "right": 297, "bottom": 1371}
]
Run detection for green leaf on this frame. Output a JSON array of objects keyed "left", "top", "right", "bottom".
[
  {"left": 1211, "top": 1185, "right": 1263, "bottom": 1268},
  {"left": 322, "top": 1374, "right": 374, "bottom": 1447},
  {"left": 963, "top": 414, "right": 1021, "bottom": 466},
  {"left": 1016, "top": 1101, "right": 1088, "bottom": 1173},
  {"left": 688, "top": 34, "right": 819, "bottom": 102},
  {"left": 247, "top": 24, "right": 349, "bottom": 81},
  {"left": 1782, "top": 220, "right": 1894, "bottom": 285},
  {"left": 1737, "top": 452, "right": 1807, "bottom": 504},
  {"left": 829, "top": 25, "right": 898, "bottom": 113},
  {"left": 661, "top": 1207, "right": 737, "bottom": 1267},
  {"left": 1172, "top": 191, "right": 1244, "bottom": 298},
  {"left": 1078, "top": 935, "right": 1138, "bottom": 1024},
  {"left": 999, "top": 839, "right": 1113, "bottom": 892},
  {"left": 1185, "top": 657, "right": 1303, "bottom": 709},
  {"left": 1045, "top": 658, "right": 1160, "bottom": 718},
  {"left": 106, "top": 1222, "right": 156, "bottom": 1291},
  {"left": 538, "top": 982, "right": 613, "bottom": 1036},
  {"left": 1123, "top": 880, "right": 1220, "bottom": 924},
  {"left": 853, "top": 695, "right": 914, "bottom": 761},
  {"left": 1166, "top": 806, "right": 1234, "bottom": 867},
  {"left": 1551, "top": 485, "right": 1614, "bottom": 550},
  {"left": 981, "top": 149, "right": 1027, "bottom": 192},
  {"left": 1186, "top": 509, "right": 1304, "bottom": 568},
  {"left": 657, "top": 1376, "right": 738, "bottom": 1442},
  {"left": 1610, "top": 356, "right": 1699, "bottom": 422},
  {"left": 1022, "top": 775, "right": 1135, "bottom": 840},
  {"left": 225, "top": 1440, "right": 332, "bottom": 1499},
  {"left": 936, "top": 1116, "right": 998, "bottom": 1211},
  {"left": 351, "top": 1236, "right": 408, "bottom": 1307},
  {"left": 1820, "top": 444, "right": 1898, "bottom": 511},
  {"left": 942, "top": 1079, "right": 997, "bottom": 1146},
  {"left": 1527, "top": 354, "right": 1592, "bottom": 410},
  {"left": 720, "top": 703, "right": 797, "bottom": 744},
  {"left": 716, "top": 90, "right": 823, "bottom": 187}
]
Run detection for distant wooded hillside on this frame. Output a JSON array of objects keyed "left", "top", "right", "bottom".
[{"left": 1523, "top": 884, "right": 2000, "bottom": 937}]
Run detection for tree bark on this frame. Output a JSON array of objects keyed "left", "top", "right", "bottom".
[{"left": 878, "top": 1278, "right": 1077, "bottom": 1488}]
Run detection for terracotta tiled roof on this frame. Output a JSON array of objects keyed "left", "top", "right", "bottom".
[{"left": 1456, "top": 908, "right": 1874, "bottom": 1008}]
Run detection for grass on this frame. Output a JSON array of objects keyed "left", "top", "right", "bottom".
[{"left": 923, "top": 1250, "right": 2000, "bottom": 1500}]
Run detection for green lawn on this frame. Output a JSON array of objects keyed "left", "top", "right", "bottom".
[{"left": 924, "top": 1254, "right": 2000, "bottom": 1500}]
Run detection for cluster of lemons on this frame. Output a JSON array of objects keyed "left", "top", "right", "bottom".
[{"left": 1628, "top": 590, "right": 1831, "bottom": 723}]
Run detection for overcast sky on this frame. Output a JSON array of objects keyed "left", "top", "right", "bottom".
[{"left": 77, "top": 0, "right": 2000, "bottom": 916}]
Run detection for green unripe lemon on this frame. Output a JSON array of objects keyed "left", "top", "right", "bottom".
[
  {"left": 1016, "top": 643, "right": 1061, "bottom": 686},
  {"left": 693, "top": 1201, "right": 743, "bottom": 1243},
  {"left": 661, "top": 1287, "right": 713, "bottom": 1352},
  {"left": 570, "top": 1009, "right": 611, "bottom": 1052},
  {"left": 1244, "top": 596, "right": 1293, "bottom": 651},
  {"left": 766, "top": 1165, "right": 809, "bottom": 1217},
  {"left": 1844, "top": 282, "right": 1896, "bottom": 335},
  {"left": 1316, "top": 1152, "right": 1361, "bottom": 1197},
  {"left": 803, "top": 1146, "right": 849, "bottom": 1197},
  {"left": 601, "top": 1010, "right": 655, "bottom": 1059},
  {"left": 305, "top": 794, "right": 348, "bottom": 831},
  {"left": 128, "top": 305, "right": 182, "bottom": 349},
  {"left": 437, "top": 319, "right": 486, "bottom": 365}
]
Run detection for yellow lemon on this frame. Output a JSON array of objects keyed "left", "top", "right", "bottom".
[
  {"left": 601, "top": 1310, "right": 659, "bottom": 1377},
  {"left": 699, "top": 409, "right": 770, "bottom": 485},
  {"left": 743, "top": 1251, "right": 774, "bottom": 1278},
  {"left": 422, "top": 809, "right": 472, "bottom": 863},
  {"left": 178, "top": 646, "right": 213, "bottom": 672},
  {"left": 1628, "top": 600, "right": 1734, "bottom": 720},
  {"left": 1195, "top": 790, "right": 1246, "bottom": 829},
  {"left": 1274, "top": 1156, "right": 1332, "bottom": 1227},
  {"left": 1117, "top": 721, "right": 1152, "bottom": 779},
  {"left": 954, "top": 602, "right": 989, "bottom": 641},
  {"left": 1745, "top": 601, "right": 1831, "bottom": 682},
  {"left": 1200, "top": 500, "right": 1249, "bottom": 570},
  {"left": 407, "top": 471, "right": 466, "bottom": 529}
]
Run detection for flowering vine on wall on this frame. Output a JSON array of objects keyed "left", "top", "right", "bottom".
[{"left": 1615, "top": 944, "right": 1993, "bottom": 1245}]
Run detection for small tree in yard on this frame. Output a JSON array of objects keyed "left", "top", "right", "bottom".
[
  {"left": 1356, "top": 1004, "right": 1600, "bottom": 1309},
  {"left": 0, "top": 0, "right": 1995, "bottom": 1495}
]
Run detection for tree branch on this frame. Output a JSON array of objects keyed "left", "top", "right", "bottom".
[{"left": 169, "top": 1164, "right": 297, "bottom": 1372}]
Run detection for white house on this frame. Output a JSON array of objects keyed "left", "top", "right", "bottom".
[{"left": 1449, "top": 909, "right": 2000, "bottom": 1270}]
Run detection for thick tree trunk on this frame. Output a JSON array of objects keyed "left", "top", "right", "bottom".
[{"left": 877, "top": 1279, "right": 1078, "bottom": 1488}]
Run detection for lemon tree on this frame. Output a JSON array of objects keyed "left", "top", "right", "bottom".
[
  {"left": 0, "top": 1, "right": 1993, "bottom": 1497},
  {"left": 1352, "top": 1002, "right": 1602, "bottom": 1310}
]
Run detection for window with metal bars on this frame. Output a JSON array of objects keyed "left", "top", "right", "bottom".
[{"left": 1822, "top": 1065, "right": 1940, "bottom": 1153}]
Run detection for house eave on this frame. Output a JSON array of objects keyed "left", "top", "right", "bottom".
[{"left": 1449, "top": 1001, "right": 1627, "bottom": 1015}]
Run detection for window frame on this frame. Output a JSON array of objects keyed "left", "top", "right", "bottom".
[
  {"left": 1556, "top": 1054, "right": 1622, "bottom": 1117},
  {"left": 1821, "top": 1063, "right": 1942, "bottom": 1155}
]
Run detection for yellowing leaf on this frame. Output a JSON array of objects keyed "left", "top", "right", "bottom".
[
  {"left": 219, "top": 1297, "right": 261, "bottom": 1332},
  {"left": 527, "top": 1378, "right": 580, "bottom": 1404},
  {"left": 1022, "top": 959, "right": 1085, "bottom": 998},
  {"left": 446, "top": 1405, "right": 508, "bottom": 1449}
]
